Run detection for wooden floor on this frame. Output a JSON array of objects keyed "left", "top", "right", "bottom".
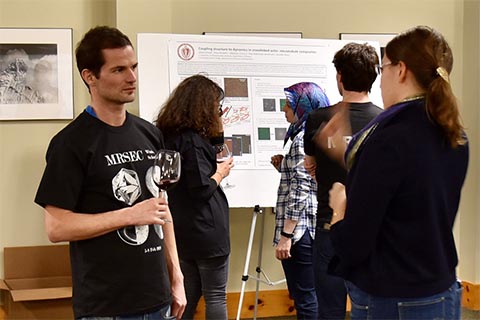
[
  {"left": 1, "top": 305, "right": 479, "bottom": 319},
  {"left": 0, "top": 283, "right": 478, "bottom": 319}
]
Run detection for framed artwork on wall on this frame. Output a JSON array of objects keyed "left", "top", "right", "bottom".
[
  {"left": 339, "top": 33, "right": 397, "bottom": 59},
  {"left": 0, "top": 28, "right": 73, "bottom": 120}
]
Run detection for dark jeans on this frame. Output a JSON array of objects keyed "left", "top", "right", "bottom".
[
  {"left": 313, "top": 225, "right": 347, "bottom": 320},
  {"left": 346, "top": 280, "right": 462, "bottom": 320},
  {"left": 77, "top": 305, "right": 174, "bottom": 320},
  {"left": 180, "top": 254, "right": 229, "bottom": 320},
  {"left": 281, "top": 230, "right": 318, "bottom": 320}
]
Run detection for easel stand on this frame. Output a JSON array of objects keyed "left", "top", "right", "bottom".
[{"left": 236, "top": 205, "right": 286, "bottom": 320}]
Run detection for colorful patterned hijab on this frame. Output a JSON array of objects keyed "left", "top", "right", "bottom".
[{"left": 284, "top": 82, "right": 330, "bottom": 145}]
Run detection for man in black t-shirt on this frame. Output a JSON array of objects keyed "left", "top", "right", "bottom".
[
  {"left": 304, "top": 43, "right": 382, "bottom": 320},
  {"left": 34, "top": 27, "right": 186, "bottom": 319}
]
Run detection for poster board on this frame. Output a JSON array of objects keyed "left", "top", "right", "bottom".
[
  {"left": 137, "top": 33, "right": 382, "bottom": 208},
  {"left": 203, "top": 32, "right": 303, "bottom": 38}
]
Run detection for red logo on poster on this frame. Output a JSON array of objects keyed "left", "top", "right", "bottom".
[{"left": 177, "top": 43, "right": 195, "bottom": 61}]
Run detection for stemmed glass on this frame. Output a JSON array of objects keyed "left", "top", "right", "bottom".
[
  {"left": 152, "top": 149, "right": 181, "bottom": 198},
  {"left": 118, "top": 150, "right": 180, "bottom": 243},
  {"left": 216, "top": 143, "right": 234, "bottom": 189}
]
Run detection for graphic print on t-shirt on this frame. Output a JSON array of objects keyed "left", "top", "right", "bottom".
[
  {"left": 112, "top": 167, "right": 148, "bottom": 246},
  {"left": 112, "top": 168, "right": 141, "bottom": 205},
  {"left": 145, "top": 166, "right": 165, "bottom": 240},
  {"left": 118, "top": 225, "right": 149, "bottom": 245},
  {"left": 113, "top": 164, "right": 165, "bottom": 246},
  {"left": 145, "top": 166, "right": 159, "bottom": 198}
]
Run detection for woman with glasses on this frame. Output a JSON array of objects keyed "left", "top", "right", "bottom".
[
  {"left": 271, "top": 82, "right": 330, "bottom": 320},
  {"left": 328, "top": 26, "right": 468, "bottom": 319},
  {"left": 155, "top": 74, "right": 233, "bottom": 320}
]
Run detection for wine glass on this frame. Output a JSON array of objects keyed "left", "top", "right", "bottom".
[
  {"left": 152, "top": 149, "right": 181, "bottom": 198},
  {"left": 118, "top": 150, "right": 179, "bottom": 241},
  {"left": 216, "top": 143, "right": 234, "bottom": 189}
]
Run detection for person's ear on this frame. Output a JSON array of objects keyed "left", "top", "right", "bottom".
[
  {"left": 81, "top": 69, "right": 96, "bottom": 87},
  {"left": 397, "top": 61, "right": 408, "bottom": 83},
  {"left": 336, "top": 72, "right": 342, "bottom": 85},
  {"left": 336, "top": 72, "right": 345, "bottom": 94}
]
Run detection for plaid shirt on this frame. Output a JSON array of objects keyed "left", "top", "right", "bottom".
[{"left": 274, "top": 128, "right": 317, "bottom": 245}]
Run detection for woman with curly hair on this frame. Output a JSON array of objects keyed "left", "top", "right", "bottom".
[{"left": 155, "top": 74, "right": 233, "bottom": 320}]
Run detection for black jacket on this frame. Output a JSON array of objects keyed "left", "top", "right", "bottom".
[
  {"left": 165, "top": 129, "right": 230, "bottom": 259},
  {"left": 330, "top": 99, "right": 468, "bottom": 297}
]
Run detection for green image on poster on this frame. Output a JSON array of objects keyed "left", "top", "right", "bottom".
[{"left": 258, "top": 127, "right": 271, "bottom": 140}]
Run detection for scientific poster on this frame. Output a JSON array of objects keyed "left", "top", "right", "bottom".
[{"left": 138, "top": 33, "right": 382, "bottom": 207}]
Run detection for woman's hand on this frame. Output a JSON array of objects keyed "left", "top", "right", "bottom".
[
  {"left": 271, "top": 154, "right": 284, "bottom": 171},
  {"left": 217, "top": 157, "right": 234, "bottom": 178},
  {"left": 329, "top": 182, "right": 346, "bottom": 225},
  {"left": 275, "top": 237, "right": 292, "bottom": 260}
]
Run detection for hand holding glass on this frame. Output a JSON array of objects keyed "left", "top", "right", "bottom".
[{"left": 216, "top": 144, "right": 234, "bottom": 189}]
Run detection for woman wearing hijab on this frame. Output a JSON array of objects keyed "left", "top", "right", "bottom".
[
  {"left": 271, "top": 82, "right": 330, "bottom": 320},
  {"left": 328, "top": 26, "right": 468, "bottom": 319}
]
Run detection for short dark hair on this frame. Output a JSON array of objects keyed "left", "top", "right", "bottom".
[
  {"left": 75, "top": 26, "right": 133, "bottom": 88},
  {"left": 333, "top": 42, "right": 379, "bottom": 92}
]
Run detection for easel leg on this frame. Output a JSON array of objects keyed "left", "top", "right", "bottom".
[
  {"left": 236, "top": 206, "right": 285, "bottom": 320},
  {"left": 236, "top": 205, "right": 261, "bottom": 320},
  {"left": 253, "top": 207, "right": 265, "bottom": 319}
]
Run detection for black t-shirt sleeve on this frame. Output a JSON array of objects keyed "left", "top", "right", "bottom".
[{"left": 34, "top": 136, "right": 84, "bottom": 210}]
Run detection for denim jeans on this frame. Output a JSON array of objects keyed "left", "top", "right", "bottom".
[
  {"left": 313, "top": 225, "right": 347, "bottom": 320},
  {"left": 281, "top": 230, "right": 318, "bottom": 320},
  {"left": 180, "top": 254, "right": 229, "bottom": 320},
  {"left": 346, "top": 280, "right": 462, "bottom": 320},
  {"left": 77, "top": 305, "right": 174, "bottom": 320}
]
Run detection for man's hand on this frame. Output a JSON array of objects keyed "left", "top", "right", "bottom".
[
  {"left": 304, "top": 156, "right": 316, "bottom": 179},
  {"left": 128, "top": 197, "right": 170, "bottom": 226},
  {"left": 329, "top": 182, "right": 347, "bottom": 225},
  {"left": 314, "top": 103, "right": 351, "bottom": 166},
  {"left": 170, "top": 277, "right": 186, "bottom": 319}
]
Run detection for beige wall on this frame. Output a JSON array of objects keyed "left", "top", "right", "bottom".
[
  {"left": 0, "top": 0, "right": 478, "bottom": 300},
  {"left": 459, "top": 0, "right": 480, "bottom": 283},
  {"left": 0, "top": 0, "right": 115, "bottom": 267}
]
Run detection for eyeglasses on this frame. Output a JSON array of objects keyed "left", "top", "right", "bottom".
[
  {"left": 218, "top": 100, "right": 224, "bottom": 116},
  {"left": 375, "top": 62, "right": 394, "bottom": 74}
]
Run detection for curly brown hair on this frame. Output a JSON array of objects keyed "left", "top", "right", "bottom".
[{"left": 155, "top": 75, "right": 225, "bottom": 139}]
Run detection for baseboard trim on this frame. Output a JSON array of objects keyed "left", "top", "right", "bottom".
[
  {"left": 194, "top": 289, "right": 295, "bottom": 320},
  {"left": 462, "top": 281, "right": 480, "bottom": 311},
  {"left": 0, "top": 283, "right": 476, "bottom": 320},
  {"left": 194, "top": 282, "right": 479, "bottom": 319}
]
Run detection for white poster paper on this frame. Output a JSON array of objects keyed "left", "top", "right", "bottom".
[{"left": 138, "top": 33, "right": 382, "bottom": 207}]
